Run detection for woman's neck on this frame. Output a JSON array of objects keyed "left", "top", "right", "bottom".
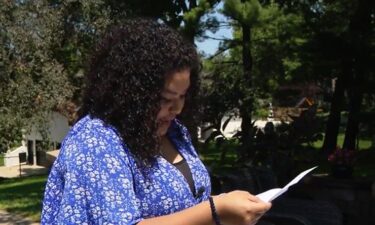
[{"left": 160, "top": 136, "right": 183, "bottom": 164}]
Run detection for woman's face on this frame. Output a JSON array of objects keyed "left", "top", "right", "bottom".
[{"left": 156, "top": 69, "right": 191, "bottom": 136}]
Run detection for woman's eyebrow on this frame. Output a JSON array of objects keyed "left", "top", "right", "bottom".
[
  {"left": 163, "top": 88, "right": 188, "bottom": 95},
  {"left": 164, "top": 89, "right": 178, "bottom": 95}
]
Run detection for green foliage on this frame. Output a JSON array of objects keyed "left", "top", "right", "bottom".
[
  {"left": 251, "top": 1, "right": 306, "bottom": 86},
  {"left": 223, "top": 0, "right": 261, "bottom": 25},
  {"left": 183, "top": 0, "right": 211, "bottom": 25},
  {"left": 181, "top": 0, "right": 221, "bottom": 41},
  {"left": 254, "top": 107, "right": 268, "bottom": 118},
  {"left": 198, "top": 138, "right": 239, "bottom": 171},
  {"left": 203, "top": 0, "right": 307, "bottom": 128},
  {"left": 0, "top": 0, "right": 223, "bottom": 153},
  {"left": 201, "top": 55, "right": 242, "bottom": 125},
  {"left": 0, "top": 153, "right": 4, "bottom": 166},
  {"left": 0, "top": 1, "right": 75, "bottom": 152},
  {"left": 221, "top": 1, "right": 307, "bottom": 96},
  {"left": 239, "top": 107, "right": 323, "bottom": 183},
  {"left": 312, "top": 132, "right": 373, "bottom": 150},
  {"left": 0, "top": 115, "right": 23, "bottom": 152},
  {"left": 0, "top": 0, "right": 372, "bottom": 173},
  {"left": 46, "top": 0, "right": 116, "bottom": 97}
]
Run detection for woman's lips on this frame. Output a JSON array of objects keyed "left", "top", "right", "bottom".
[
  {"left": 161, "top": 118, "right": 174, "bottom": 122},
  {"left": 159, "top": 118, "right": 174, "bottom": 126},
  {"left": 160, "top": 120, "right": 171, "bottom": 125}
]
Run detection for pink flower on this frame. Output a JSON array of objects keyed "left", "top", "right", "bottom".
[{"left": 328, "top": 147, "right": 356, "bottom": 166}]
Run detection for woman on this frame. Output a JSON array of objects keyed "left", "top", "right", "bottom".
[{"left": 41, "top": 19, "right": 271, "bottom": 225}]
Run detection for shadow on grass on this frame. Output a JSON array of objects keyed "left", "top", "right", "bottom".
[{"left": 0, "top": 175, "right": 47, "bottom": 221}]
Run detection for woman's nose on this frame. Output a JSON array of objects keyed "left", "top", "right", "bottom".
[{"left": 170, "top": 99, "right": 184, "bottom": 115}]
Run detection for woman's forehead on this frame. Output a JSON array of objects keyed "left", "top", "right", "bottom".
[{"left": 163, "top": 69, "right": 190, "bottom": 94}]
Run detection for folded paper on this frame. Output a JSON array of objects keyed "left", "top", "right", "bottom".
[{"left": 256, "top": 166, "right": 317, "bottom": 202}]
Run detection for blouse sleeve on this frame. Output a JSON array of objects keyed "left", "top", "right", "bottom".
[{"left": 44, "top": 129, "right": 143, "bottom": 225}]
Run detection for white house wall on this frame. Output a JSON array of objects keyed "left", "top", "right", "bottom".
[
  {"left": 4, "top": 112, "right": 70, "bottom": 167},
  {"left": 4, "top": 146, "right": 27, "bottom": 167},
  {"left": 26, "top": 112, "right": 70, "bottom": 143}
]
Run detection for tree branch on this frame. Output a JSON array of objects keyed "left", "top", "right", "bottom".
[
  {"left": 207, "top": 46, "right": 231, "bottom": 59},
  {"left": 200, "top": 35, "right": 232, "bottom": 41},
  {"left": 207, "top": 40, "right": 241, "bottom": 60},
  {"left": 212, "top": 60, "right": 240, "bottom": 65}
]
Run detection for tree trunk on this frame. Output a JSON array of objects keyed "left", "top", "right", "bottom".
[
  {"left": 322, "top": 76, "right": 345, "bottom": 153},
  {"left": 240, "top": 23, "right": 253, "bottom": 150},
  {"left": 343, "top": 91, "right": 363, "bottom": 150},
  {"left": 343, "top": 0, "right": 372, "bottom": 150}
]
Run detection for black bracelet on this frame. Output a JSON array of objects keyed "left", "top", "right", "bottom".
[{"left": 208, "top": 196, "right": 222, "bottom": 225}]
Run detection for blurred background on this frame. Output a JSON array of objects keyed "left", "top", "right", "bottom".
[{"left": 0, "top": 1, "right": 374, "bottom": 224}]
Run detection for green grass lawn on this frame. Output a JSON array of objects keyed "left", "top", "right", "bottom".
[
  {"left": 0, "top": 175, "right": 47, "bottom": 222},
  {"left": 311, "top": 133, "right": 372, "bottom": 150},
  {"left": 199, "top": 135, "right": 375, "bottom": 179},
  {"left": 307, "top": 133, "right": 374, "bottom": 178},
  {"left": 0, "top": 154, "right": 4, "bottom": 166},
  {"left": 198, "top": 139, "right": 239, "bottom": 171}
]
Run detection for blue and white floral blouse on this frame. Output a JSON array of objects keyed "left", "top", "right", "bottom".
[{"left": 41, "top": 115, "right": 211, "bottom": 225}]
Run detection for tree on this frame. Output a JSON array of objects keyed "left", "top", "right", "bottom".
[
  {"left": 278, "top": 0, "right": 374, "bottom": 153},
  {"left": 300, "top": 0, "right": 375, "bottom": 153},
  {"left": 222, "top": 0, "right": 261, "bottom": 151},
  {"left": 0, "top": 0, "right": 74, "bottom": 152},
  {"left": 125, "top": 0, "right": 222, "bottom": 144},
  {"left": 214, "top": 0, "right": 305, "bottom": 154},
  {"left": 0, "top": 0, "right": 225, "bottom": 152},
  {"left": 342, "top": 0, "right": 374, "bottom": 150}
]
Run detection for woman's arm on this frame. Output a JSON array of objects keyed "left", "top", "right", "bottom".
[{"left": 138, "top": 191, "right": 272, "bottom": 225}]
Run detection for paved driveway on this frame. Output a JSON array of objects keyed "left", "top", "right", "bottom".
[
  {"left": 0, "top": 210, "right": 39, "bottom": 225},
  {"left": 0, "top": 165, "right": 48, "bottom": 178}
]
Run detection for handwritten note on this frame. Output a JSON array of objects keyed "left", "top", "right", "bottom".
[{"left": 256, "top": 166, "right": 317, "bottom": 202}]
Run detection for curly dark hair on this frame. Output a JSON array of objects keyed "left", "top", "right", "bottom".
[{"left": 81, "top": 19, "right": 200, "bottom": 162}]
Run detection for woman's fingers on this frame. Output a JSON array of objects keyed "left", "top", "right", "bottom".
[
  {"left": 217, "top": 190, "right": 272, "bottom": 225},
  {"left": 247, "top": 200, "right": 271, "bottom": 214},
  {"left": 246, "top": 193, "right": 261, "bottom": 202}
]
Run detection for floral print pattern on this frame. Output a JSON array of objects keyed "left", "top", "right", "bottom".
[{"left": 41, "top": 115, "right": 211, "bottom": 224}]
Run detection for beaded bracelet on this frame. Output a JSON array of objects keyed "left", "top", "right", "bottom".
[{"left": 208, "top": 196, "right": 222, "bottom": 225}]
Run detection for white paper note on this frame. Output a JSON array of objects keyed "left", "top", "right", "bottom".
[{"left": 256, "top": 166, "right": 317, "bottom": 202}]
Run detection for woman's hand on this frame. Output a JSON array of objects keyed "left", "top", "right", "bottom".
[{"left": 213, "top": 190, "right": 272, "bottom": 225}]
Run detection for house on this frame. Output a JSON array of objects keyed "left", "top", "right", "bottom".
[{"left": 4, "top": 111, "right": 70, "bottom": 167}]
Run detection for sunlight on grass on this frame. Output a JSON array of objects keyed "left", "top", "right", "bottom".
[
  {"left": 312, "top": 133, "right": 372, "bottom": 150},
  {"left": 0, "top": 154, "right": 4, "bottom": 166},
  {"left": 0, "top": 175, "right": 47, "bottom": 222},
  {"left": 199, "top": 136, "right": 375, "bottom": 179}
]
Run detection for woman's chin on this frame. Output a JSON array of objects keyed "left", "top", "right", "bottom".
[
  {"left": 157, "top": 122, "right": 170, "bottom": 136},
  {"left": 157, "top": 129, "right": 167, "bottom": 137}
]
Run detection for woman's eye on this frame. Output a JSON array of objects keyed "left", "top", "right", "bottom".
[
  {"left": 161, "top": 97, "right": 172, "bottom": 104},
  {"left": 161, "top": 94, "right": 186, "bottom": 105}
]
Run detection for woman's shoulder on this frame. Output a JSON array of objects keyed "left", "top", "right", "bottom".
[
  {"left": 71, "top": 115, "right": 120, "bottom": 139},
  {"left": 60, "top": 115, "right": 128, "bottom": 160}
]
